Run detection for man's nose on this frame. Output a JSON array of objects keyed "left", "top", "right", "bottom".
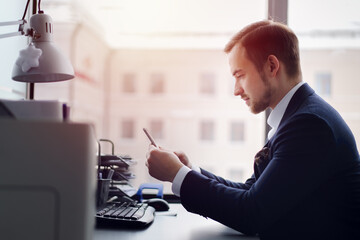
[{"left": 234, "top": 81, "right": 244, "bottom": 96}]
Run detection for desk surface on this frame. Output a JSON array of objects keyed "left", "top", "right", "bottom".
[{"left": 94, "top": 204, "right": 260, "bottom": 240}]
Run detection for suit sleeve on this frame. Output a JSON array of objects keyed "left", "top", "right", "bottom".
[
  {"left": 201, "top": 168, "right": 256, "bottom": 190},
  {"left": 180, "top": 114, "right": 336, "bottom": 235}
]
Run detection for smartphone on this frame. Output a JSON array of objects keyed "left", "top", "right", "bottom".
[{"left": 143, "top": 128, "right": 158, "bottom": 147}]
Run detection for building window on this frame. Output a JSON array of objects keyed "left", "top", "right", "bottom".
[
  {"left": 150, "top": 120, "right": 164, "bottom": 139},
  {"left": 199, "top": 72, "right": 216, "bottom": 95},
  {"left": 150, "top": 73, "right": 165, "bottom": 94},
  {"left": 200, "top": 120, "right": 215, "bottom": 141},
  {"left": 121, "top": 119, "right": 135, "bottom": 139},
  {"left": 314, "top": 72, "right": 331, "bottom": 96},
  {"left": 122, "top": 73, "right": 136, "bottom": 93},
  {"left": 230, "top": 121, "right": 245, "bottom": 142}
]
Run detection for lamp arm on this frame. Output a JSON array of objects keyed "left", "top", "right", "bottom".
[
  {"left": 0, "top": 20, "right": 25, "bottom": 26},
  {"left": 0, "top": 20, "right": 27, "bottom": 39}
]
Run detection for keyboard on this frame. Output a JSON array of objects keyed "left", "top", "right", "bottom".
[{"left": 96, "top": 200, "right": 155, "bottom": 228}]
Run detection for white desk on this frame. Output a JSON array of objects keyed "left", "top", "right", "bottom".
[{"left": 94, "top": 204, "right": 260, "bottom": 240}]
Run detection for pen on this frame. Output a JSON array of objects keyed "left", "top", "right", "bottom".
[{"left": 143, "top": 128, "right": 158, "bottom": 148}]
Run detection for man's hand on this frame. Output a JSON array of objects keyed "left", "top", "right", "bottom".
[
  {"left": 146, "top": 145, "right": 184, "bottom": 182},
  {"left": 174, "top": 151, "right": 192, "bottom": 169}
]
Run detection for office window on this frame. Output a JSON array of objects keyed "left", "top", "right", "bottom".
[
  {"left": 122, "top": 73, "right": 136, "bottom": 93},
  {"left": 150, "top": 120, "right": 164, "bottom": 139},
  {"left": 228, "top": 76, "right": 235, "bottom": 96},
  {"left": 32, "top": 0, "right": 360, "bottom": 195},
  {"left": 199, "top": 72, "right": 216, "bottom": 95},
  {"left": 121, "top": 119, "right": 135, "bottom": 139},
  {"left": 314, "top": 72, "right": 331, "bottom": 97},
  {"left": 150, "top": 73, "right": 165, "bottom": 94},
  {"left": 230, "top": 121, "right": 245, "bottom": 142},
  {"left": 228, "top": 168, "right": 245, "bottom": 181},
  {"left": 0, "top": 1, "right": 27, "bottom": 99},
  {"left": 200, "top": 120, "right": 215, "bottom": 141}
]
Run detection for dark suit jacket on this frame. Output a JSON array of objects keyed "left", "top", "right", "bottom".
[{"left": 180, "top": 83, "right": 360, "bottom": 239}]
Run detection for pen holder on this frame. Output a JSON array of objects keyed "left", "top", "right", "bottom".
[{"left": 96, "top": 178, "right": 111, "bottom": 207}]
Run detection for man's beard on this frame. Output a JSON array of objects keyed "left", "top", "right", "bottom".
[{"left": 250, "top": 73, "right": 273, "bottom": 114}]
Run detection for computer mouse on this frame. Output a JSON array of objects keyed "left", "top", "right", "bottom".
[{"left": 145, "top": 198, "right": 170, "bottom": 212}]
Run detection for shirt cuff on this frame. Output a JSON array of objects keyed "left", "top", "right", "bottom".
[
  {"left": 191, "top": 165, "right": 201, "bottom": 173},
  {"left": 172, "top": 166, "right": 191, "bottom": 197}
]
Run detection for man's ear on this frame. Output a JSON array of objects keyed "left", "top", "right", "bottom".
[{"left": 265, "top": 55, "right": 280, "bottom": 77}]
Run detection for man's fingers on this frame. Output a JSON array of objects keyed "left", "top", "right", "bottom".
[{"left": 148, "top": 144, "right": 157, "bottom": 151}]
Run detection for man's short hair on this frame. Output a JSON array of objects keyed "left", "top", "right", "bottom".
[{"left": 224, "top": 20, "right": 301, "bottom": 78}]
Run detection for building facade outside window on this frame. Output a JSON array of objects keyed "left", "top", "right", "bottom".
[
  {"left": 150, "top": 120, "right": 164, "bottom": 139},
  {"left": 122, "top": 73, "right": 136, "bottom": 93},
  {"left": 121, "top": 119, "right": 135, "bottom": 139},
  {"left": 314, "top": 72, "right": 332, "bottom": 97},
  {"left": 199, "top": 72, "right": 216, "bottom": 95},
  {"left": 230, "top": 121, "right": 245, "bottom": 142},
  {"left": 150, "top": 73, "right": 165, "bottom": 94},
  {"left": 228, "top": 168, "right": 245, "bottom": 181},
  {"left": 200, "top": 120, "right": 215, "bottom": 141}
]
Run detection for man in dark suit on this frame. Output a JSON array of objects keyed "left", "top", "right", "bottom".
[{"left": 145, "top": 20, "right": 360, "bottom": 239}]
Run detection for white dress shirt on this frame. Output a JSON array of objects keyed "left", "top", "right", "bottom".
[
  {"left": 172, "top": 81, "right": 305, "bottom": 197},
  {"left": 267, "top": 81, "right": 304, "bottom": 139}
]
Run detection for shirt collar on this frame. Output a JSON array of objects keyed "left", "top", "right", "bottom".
[{"left": 267, "top": 81, "right": 304, "bottom": 140}]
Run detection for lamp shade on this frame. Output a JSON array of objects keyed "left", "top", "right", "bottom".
[{"left": 12, "top": 13, "right": 74, "bottom": 83}]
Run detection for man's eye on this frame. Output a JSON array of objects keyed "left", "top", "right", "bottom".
[{"left": 236, "top": 74, "right": 244, "bottom": 79}]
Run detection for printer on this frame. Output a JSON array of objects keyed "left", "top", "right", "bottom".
[{"left": 0, "top": 108, "right": 96, "bottom": 239}]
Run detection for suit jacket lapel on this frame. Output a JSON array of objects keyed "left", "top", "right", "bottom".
[
  {"left": 253, "top": 83, "right": 315, "bottom": 180},
  {"left": 279, "top": 83, "right": 314, "bottom": 128}
]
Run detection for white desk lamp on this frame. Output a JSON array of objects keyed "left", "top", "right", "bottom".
[{"left": 0, "top": 0, "right": 74, "bottom": 98}]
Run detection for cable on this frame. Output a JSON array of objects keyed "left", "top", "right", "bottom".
[
  {"left": 21, "top": 0, "right": 31, "bottom": 20},
  {"left": 38, "top": 0, "right": 44, "bottom": 14}
]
